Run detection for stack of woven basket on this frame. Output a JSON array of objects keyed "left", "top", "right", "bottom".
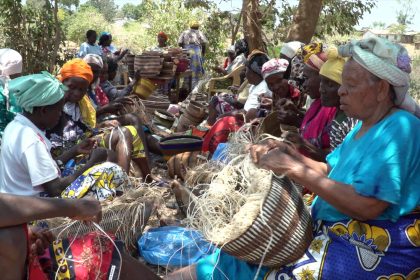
[
  {"left": 135, "top": 51, "right": 164, "bottom": 77},
  {"left": 125, "top": 54, "right": 135, "bottom": 78},
  {"left": 176, "top": 101, "right": 208, "bottom": 132}
]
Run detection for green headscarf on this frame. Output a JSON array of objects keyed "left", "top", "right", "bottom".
[{"left": 10, "top": 71, "right": 66, "bottom": 113}]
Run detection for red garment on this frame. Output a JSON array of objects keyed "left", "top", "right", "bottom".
[
  {"left": 223, "top": 58, "right": 230, "bottom": 69},
  {"left": 300, "top": 99, "right": 336, "bottom": 150},
  {"left": 95, "top": 85, "right": 110, "bottom": 106},
  {"left": 26, "top": 226, "right": 120, "bottom": 280},
  {"left": 202, "top": 115, "right": 244, "bottom": 154}
]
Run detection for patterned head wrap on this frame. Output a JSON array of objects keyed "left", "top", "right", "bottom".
[
  {"left": 10, "top": 71, "right": 65, "bottom": 113},
  {"left": 302, "top": 43, "right": 326, "bottom": 63},
  {"left": 280, "top": 41, "right": 304, "bottom": 59},
  {"left": 59, "top": 59, "right": 94, "bottom": 83},
  {"left": 288, "top": 50, "right": 305, "bottom": 91},
  {"left": 246, "top": 50, "right": 270, "bottom": 76},
  {"left": 262, "top": 58, "right": 289, "bottom": 79},
  {"left": 83, "top": 54, "right": 104, "bottom": 69},
  {"left": 0, "top": 49, "right": 22, "bottom": 77},
  {"left": 319, "top": 47, "right": 346, "bottom": 85},
  {"left": 339, "top": 36, "right": 420, "bottom": 117},
  {"left": 305, "top": 52, "right": 328, "bottom": 72},
  {"left": 158, "top": 32, "right": 168, "bottom": 41}
]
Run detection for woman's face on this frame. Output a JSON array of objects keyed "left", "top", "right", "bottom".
[
  {"left": 88, "top": 64, "right": 102, "bottom": 84},
  {"left": 320, "top": 75, "right": 341, "bottom": 107},
  {"left": 100, "top": 62, "right": 109, "bottom": 83},
  {"left": 158, "top": 35, "right": 167, "bottom": 46},
  {"left": 338, "top": 59, "right": 380, "bottom": 119},
  {"left": 63, "top": 77, "right": 90, "bottom": 103},
  {"left": 245, "top": 67, "right": 262, "bottom": 85},
  {"left": 265, "top": 73, "right": 289, "bottom": 100},
  {"left": 302, "top": 65, "right": 321, "bottom": 99}
]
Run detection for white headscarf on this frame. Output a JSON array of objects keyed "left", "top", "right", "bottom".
[
  {"left": 0, "top": 48, "right": 22, "bottom": 76},
  {"left": 0, "top": 49, "right": 23, "bottom": 110},
  {"left": 280, "top": 41, "right": 304, "bottom": 59},
  {"left": 83, "top": 54, "right": 104, "bottom": 69},
  {"left": 339, "top": 36, "right": 420, "bottom": 117}
]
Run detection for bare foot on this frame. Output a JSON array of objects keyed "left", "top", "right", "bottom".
[{"left": 170, "top": 180, "right": 196, "bottom": 216}]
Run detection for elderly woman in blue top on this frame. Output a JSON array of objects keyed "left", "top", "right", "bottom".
[{"left": 165, "top": 37, "right": 420, "bottom": 280}]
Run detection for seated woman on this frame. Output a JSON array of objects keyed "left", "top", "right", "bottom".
[
  {"left": 213, "top": 45, "right": 237, "bottom": 75},
  {"left": 0, "top": 72, "right": 129, "bottom": 200},
  {"left": 49, "top": 58, "right": 154, "bottom": 182},
  {"left": 101, "top": 58, "right": 138, "bottom": 102},
  {"left": 0, "top": 193, "right": 161, "bottom": 280},
  {"left": 243, "top": 50, "right": 272, "bottom": 121},
  {"left": 284, "top": 47, "right": 357, "bottom": 160},
  {"left": 168, "top": 37, "right": 420, "bottom": 280},
  {"left": 279, "top": 48, "right": 337, "bottom": 162}
]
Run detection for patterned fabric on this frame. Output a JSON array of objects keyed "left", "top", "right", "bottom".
[
  {"left": 62, "top": 161, "right": 132, "bottom": 201},
  {"left": 329, "top": 117, "right": 357, "bottom": 149},
  {"left": 202, "top": 115, "right": 244, "bottom": 154},
  {"left": 288, "top": 53, "right": 305, "bottom": 91},
  {"left": 178, "top": 29, "right": 208, "bottom": 46},
  {"left": 196, "top": 214, "right": 420, "bottom": 280},
  {"left": 97, "top": 125, "right": 146, "bottom": 159},
  {"left": 187, "top": 45, "right": 205, "bottom": 88},
  {"left": 28, "top": 231, "right": 122, "bottom": 280},
  {"left": 261, "top": 58, "right": 289, "bottom": 79},
  {"left": 94, "top": 85, "right": 109, "bottom": 107},
  {"left": 210, "top": 94, "right": 236, "bottom": 116},
  {"left": 300, "top": 99, "right": 337, "bottom": 150}
]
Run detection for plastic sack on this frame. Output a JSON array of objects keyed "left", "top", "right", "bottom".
[{"left": 138, "top": 226, "right": 217, "bottom": 267}]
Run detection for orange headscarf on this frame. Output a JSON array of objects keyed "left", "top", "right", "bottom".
[
  {"left": 58, "top": 58, "right": 93, "bottom": 84},
  {"left": 58, "top": 58, "right": 96, "bottom": 128},
  {"left": 158, "top": 32, "right": 168, "bottom": 41}
]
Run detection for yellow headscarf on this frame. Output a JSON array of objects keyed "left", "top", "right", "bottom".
[
  {"left": 319, "top": 47, "right": 346, "bottom": 85},
  {"left": 190, "top": 20, "right": 200, "bottom": 28}
]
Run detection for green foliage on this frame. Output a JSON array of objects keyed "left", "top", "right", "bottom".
[
  {"left": 64, "top": 5, "right": 110, "bottom": 44},
  {"left": 84, "top": 0, "right": 117, "bottom": 22},
  {"left": 396, "top": 0, "right": 415, "bottom": 26},
  {"left": 371, "top": 21, "right": 386, "bottom": 29},
  {"left": 276, "top": 0, "right": 376, "bottom": 40},
  {"left": 315, "top": 0, "right": 376, "bottom": 38},
  {"left": 121, "top": 3, "right": 144, "bottom": 20},
  {"left": 0, "top": 0, "right": 63, "bottom": 73}
]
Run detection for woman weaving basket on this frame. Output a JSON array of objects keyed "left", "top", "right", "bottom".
[{"left": 165, "top": 37, "right": 420, "bottom": 279}]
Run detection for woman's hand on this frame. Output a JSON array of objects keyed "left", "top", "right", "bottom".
[
  {"left": 106, "top": 102, "right": 124, "bottom": 113},
  {"left": 88, "top": 148, "right": 109, "bottom": 165},
  {"left": 260, "top": 97, "right": 273, "bottom": 110},
  {"left": 282, "top": 131, "right": 305, "bottom": 148},
  {"left": 28, "top": 227, "right": 54, "bottom": 255},
  {"left": 250, "top": 139, "right": 296, "bottom": 164},
  {"left": 257, "top": 147, "right": 303, "bottom": 176},
  {"left": 75, "top": 138, "right": 96, "bottom": 155},
  {"left": 69, "top": 198, "right": 102, "bottom": 223}
]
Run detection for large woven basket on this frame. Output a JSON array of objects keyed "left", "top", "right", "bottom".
[{"left": 220, "top": 175, "right": 313, "bottom": 268}]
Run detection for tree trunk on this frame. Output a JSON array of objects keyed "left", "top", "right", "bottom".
[
  {"left": 50, "top": 0, "right": 61, "bottom": 73},
  {"left": 231, "top": 10, "right": 243, "bottom": 45},
  {"left": 242, "top": 0, "right": 266, "bottom": 52},
  {"left": 286, "top": 0, "right": 323, "bottom": 44}
]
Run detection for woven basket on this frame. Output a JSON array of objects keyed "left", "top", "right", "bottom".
[
  {"left": 219, "top": 175, "right": 313, "bottom": 268},
  {"left": 160, "top": 135, "right": 203, "bottom": 161},
  {"left": 44, "top": 195, "right": 156, "bottom": 253}
]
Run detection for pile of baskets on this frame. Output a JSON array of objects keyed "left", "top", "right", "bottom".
[
  {"left": 176, "top": 101, "right": 208, "bottom": 132},
  {"left": 135, "top": 52, "right": 164, "bottom": 77}
]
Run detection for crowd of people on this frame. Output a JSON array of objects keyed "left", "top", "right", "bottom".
[{"left": 0, "top": 21, "right": 419, "bottom": 280}]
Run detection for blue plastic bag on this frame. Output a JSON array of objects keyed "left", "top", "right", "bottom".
[{"left": 138, "top": 226, "right": 218, "bottom": 267}]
